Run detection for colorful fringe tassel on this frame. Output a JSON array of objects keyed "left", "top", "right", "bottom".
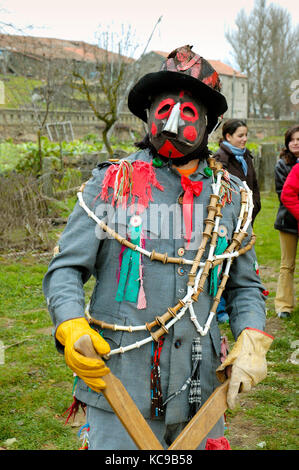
[
  {"left": 78, "top": 423, "right": 90, "bottom": 450},
  {"left": 219, "top": 170, "right": 237, "bottom": 206},
  {"left": 100, "top": 160, "right": 164, "bottom": 213},
  {"left": 151, "top": 337, "right": 165, "bottom": 418},
  {"left": 63, "top": 396, "right": 86, "bottom": 425}
]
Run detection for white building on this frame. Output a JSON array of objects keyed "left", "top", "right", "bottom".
[{"left": 209, "top": 60, "right": 248, "bottom": 119}]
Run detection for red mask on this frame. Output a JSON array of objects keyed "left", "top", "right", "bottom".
[{"left": 148, "top": 90, "right": 207, "bottom": 159}]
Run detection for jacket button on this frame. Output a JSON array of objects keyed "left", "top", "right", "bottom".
[
  {"left": 177, "top": 267, "right": 185, "bottom": 276},
  {"left": 218, "top": 225, "right": 227, "bottom": 237},
  {"left": 174, "top": 339, "right": 182, "bottom": 348},
  {"left": 177, "top": 247, "right": 185, "bottom": 257}
]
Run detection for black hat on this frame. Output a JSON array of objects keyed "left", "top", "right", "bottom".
[{"left": 128, "top": 45, "right": 228, "bottom": 132}]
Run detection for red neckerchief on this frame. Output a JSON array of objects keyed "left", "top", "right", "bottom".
[{"left": 181, "top": 175, "right": 203, "bottom": 246}]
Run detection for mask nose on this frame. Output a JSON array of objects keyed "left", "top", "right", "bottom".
[{"left": 162, "top": 102, "right": 181, "bottom": 137}]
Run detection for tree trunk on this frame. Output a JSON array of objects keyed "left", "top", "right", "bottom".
[
  {"left": 37, "top": 129, "right": 42, "bottom": 175},
  {"left": 102, "top": 124, "right": 114, "bottom": 157}
]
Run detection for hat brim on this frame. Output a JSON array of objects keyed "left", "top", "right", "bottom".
[{"left": 128, "top": 70, "right": 228, "bottom": 123}]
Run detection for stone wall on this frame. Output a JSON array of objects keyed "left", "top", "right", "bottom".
[
  {"left": 0, "top": 106, "right": 288, "bottom": 194},
  {"left": 0, "top": 107, "right": 296, "bottom": 143},
  {"left": 0, "top": 108, "right": 144, "bottom": 142},
  {"left": 211, "top": 117, "right": 296, "bottom": 143}
]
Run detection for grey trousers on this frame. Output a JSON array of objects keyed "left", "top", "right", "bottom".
[{"left": 86, "top": 406, "right": 224, "bottom": 450}]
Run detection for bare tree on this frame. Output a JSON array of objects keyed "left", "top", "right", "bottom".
[
  {"left": 30, "top": 52, "right": 69, "bottom": 173},
  {"left": 226, "top": 0, "right": 299, "bottom": 118},
  {"left": 71, "top": 27, "right": 134, "bottom": 156},
  {"left": 264, "top": 4, "right": 299, "bottom": 118},
  {"left": 225, "top": 9, "right": 257, "bottom": 115},
  {"left": 70, "top": 18, "right": 162, "bottom": 156}
]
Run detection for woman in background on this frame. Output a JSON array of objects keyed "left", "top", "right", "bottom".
[
  {"left": 214, "top": 119, "right": 261, "bottom": 224},
  {"left": 214, "top": 119, "right": 261, "bottom": 323},
  {"left": 281, "top": 162, "right": 299, "bottom": 232},
  {"left": 274, "top": 125, "right": 299, "bottom": 319}
]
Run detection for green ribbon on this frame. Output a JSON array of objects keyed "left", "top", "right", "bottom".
[
  {"left": 209, "top": 235, "right": 228, "bottom": 297},
  {"left": 203, "top": 166, "right": 213, "bottom": 177},
  {"left": 115, "top": 224, "right": 141, "bottom": 303},
  {"left": 152, "top": 156, "right": 163, "bottom": 168}
]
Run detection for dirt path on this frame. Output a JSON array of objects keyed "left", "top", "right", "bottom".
[{"left": 224, "top": 260, "right": 297, "bottom": 450}]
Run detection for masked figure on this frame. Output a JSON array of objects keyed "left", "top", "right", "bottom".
[{"left": 43, "top": 45, "right": 273, "bottom": 450}]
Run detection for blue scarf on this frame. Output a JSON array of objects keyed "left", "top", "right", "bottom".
[{"left": 222, "top": 141, "right": 248, "bottom": 176}]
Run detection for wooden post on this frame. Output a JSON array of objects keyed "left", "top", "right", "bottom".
[
  {"left": 259, "top": 143, "right": 277, "bottom": 192},
  {"left": 41, "top": 156, "right": 54, "bottom": 197}
]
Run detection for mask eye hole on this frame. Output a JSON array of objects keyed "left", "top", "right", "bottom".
[
  {"left": 183, "top": 106, "right": 195, "bottom": 118},
  {"left": 180, "top": 102, "right": 199, "bottom": 122},
  {"left": 158, "top": 104, "right": 171, "bottom": 115},
  {"left": 155, "top": 98, "right": 175, "bottom": 120}
]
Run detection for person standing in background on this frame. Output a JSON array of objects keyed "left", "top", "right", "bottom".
[
  {"left": 274, "top": 125, "right": 299, "bottom": 319},
  {"left": 213, "top": 119, "right": 261, "bottom": 323},
  {"left": 214, "top": 119, "right": 261, "bottom": 224},
  {"left": 281, "top": 162, "right": 299, "bottom": 232}
]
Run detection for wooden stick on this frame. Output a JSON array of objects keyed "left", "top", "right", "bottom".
[
  {"left": 168, "top": 380, "right": 229, "bottom": 450},
  {"left": 74, "top": 335, "right": 163, "bottom": 450},
  {"left": 74, "top": 335, "right": 230, "bottom": 451}
]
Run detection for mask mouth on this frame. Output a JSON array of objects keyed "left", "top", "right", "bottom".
[
  {"left": 161, "top": 130, "right": 178, "bottom": 139},
  {"left": 134, "top": 130, "right": 211, "bottom": 167},
  {"left": 162, "top": 134, "right": 194, "bottom": 147}
]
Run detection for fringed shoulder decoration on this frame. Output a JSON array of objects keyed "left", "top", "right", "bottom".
[
  {"left": 99, "top": 160, "right": 164, "bottom": 213},
  {"left": 219, "top": 170, "right": 237, "bottom": 206}
]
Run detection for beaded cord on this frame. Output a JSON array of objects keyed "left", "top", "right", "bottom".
[{"left": 77, "top": 158, "right": 255, "bottom": 357}]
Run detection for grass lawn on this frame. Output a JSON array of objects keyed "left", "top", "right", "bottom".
[
  {"left": 0, "top": 192, "right": 298, "bottom": 450},
  {"left": 220, "top": 191, "right": 299, "bottom": 450},
  {"left": 0, "top": 254, "right": 80, "bottom": 450}
]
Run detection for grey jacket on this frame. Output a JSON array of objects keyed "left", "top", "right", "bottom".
[{"left": 43, "top": 149, "right": 266, "bottom": 426}]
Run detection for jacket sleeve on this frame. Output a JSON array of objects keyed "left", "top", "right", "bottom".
[
  {"left": 275, "top": 159, "right": 289, "bottom": 201},
  {"left": 251, "top": 160, "right": 261, "bottom": 223},
  {"left": 42, "top": 168, "right": 104, "bottom": 333},
  {"left": 224, "top": 226, "right": 267, "bottom": 340},
  {"left": 281, "top": 164, "right": 299, "bottom": 222},
  {"left": 213, "top": 148, "right": 228, "bottom": 169},
  {"left": 221, "top": 179, "right": 267, "bottom": 340}
]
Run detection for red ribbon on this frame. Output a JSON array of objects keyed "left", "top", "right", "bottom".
[{"left": 181, "top": 175, "right": 203, "bottom": 246}]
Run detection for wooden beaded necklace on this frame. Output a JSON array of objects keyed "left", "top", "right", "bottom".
[{"left": 77, "top": 157, "right": 255, "bottom": 358}]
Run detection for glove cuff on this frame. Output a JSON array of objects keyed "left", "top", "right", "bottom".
[
  {"left": 245, "top": 327, "right": 274, "bottom": 341},
  {"left": 216, "top": 327, "right": 273, "bottom": 382}
]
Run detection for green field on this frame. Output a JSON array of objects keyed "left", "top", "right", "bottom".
[{"left": 0, "top": 192, "right": 298, "bottom": 450}]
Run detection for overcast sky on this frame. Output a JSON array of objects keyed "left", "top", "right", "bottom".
[{"left": 1, "top": 0, "right": 298, "bottom": 68}]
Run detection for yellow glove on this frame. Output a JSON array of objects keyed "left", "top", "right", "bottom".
[
  {"left": 56, "top": 317, "right": 111, "bottom": 393},
  {"left": 216, "top": 328, "right": 273, "bottom": 409}
]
